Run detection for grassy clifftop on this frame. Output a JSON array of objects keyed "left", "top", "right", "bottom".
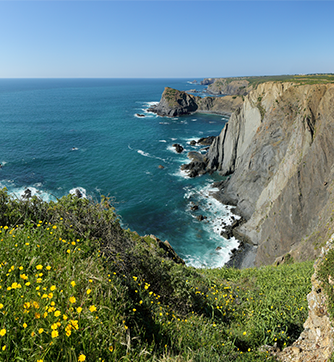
[{"left": 0, "top": 189, "right": 314, "bottom": 361}]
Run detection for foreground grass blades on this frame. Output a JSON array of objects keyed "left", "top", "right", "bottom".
[{"left": 0, "top": 188, "right": 313, "bottom": 361}]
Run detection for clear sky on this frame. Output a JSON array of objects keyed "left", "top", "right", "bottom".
[{"left": 0, "top": 1, "right": 333, "bottom": 78}]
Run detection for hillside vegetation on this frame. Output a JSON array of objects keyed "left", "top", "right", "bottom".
[{"left": 0, "top": 189, "right": 314, "bottom": 361}]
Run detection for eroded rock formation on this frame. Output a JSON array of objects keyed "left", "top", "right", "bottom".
[{"left": 276, "top": 237, "right": 334, "bottom": 362}]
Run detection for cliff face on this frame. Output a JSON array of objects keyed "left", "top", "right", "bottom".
[{"left": 207, "top": 82, "right": 334, "bottom": 265}]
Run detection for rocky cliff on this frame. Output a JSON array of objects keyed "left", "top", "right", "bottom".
[
  {"left": 204, "top": 81, "right": 334, "bottom": 265},
  {"left": 148, "top": 87, "right": 242, "bottom": 117},
  {"left": 207, "top": 78, "right": 251, "bottom": 96},
  {"left": 276, "top": 237, "right": 334, "bottom": 362}
]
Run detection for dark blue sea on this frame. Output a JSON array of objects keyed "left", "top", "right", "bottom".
[{"left": 0, "top": 78, "right": 239, "bottom": 268}]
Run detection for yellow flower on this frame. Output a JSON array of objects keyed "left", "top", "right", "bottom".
[
  {"left": 0, "top": 328, "right": 6, "bottom": 336},
  {"left": 51, "top": 323, "right": 58, "bottom": 330},
  {"left": 71, "top": 281, "right": 76, "bottom": 287},
  {"left": 0, "top": 303, "right": 3, "bottom": 309},
  {"left": 67, "top": 249, "right": 71, "bottom": 254},
  {"left": 66, "top": 329, "right": 71, "bottom": 337},
  {"left": 37, "top": 360, "right": 43, "bottom": 362},
  {"left": 46, "top": 266, "right": 51, "bottom": 270},
  {"left": 109, "top": 346, "right": 114, "bottom": 352},
  {"left": 76, "top": 307, "right": 82, "bottom": 314},
  {"left": 78, "top": 354, "right": 86, "bottom": 361},
  {"left": 63, "top": 314, "right": 68, "bottom": 320},
  {"left": 31, "top": 331, "right": 35, "bottom": 337},
  {"left": 89, "top": 305, "right": 97, "bottom": 312},
  {"left": 20, "top": 274, "right": 28, "bottom": 280},
  {"left": 36, "top": 265, "right": 43, "bottom": 270},
  {"left": 50, "top": 285, "right": 56, "bottom": 291},
  {"left": 54, "top": 310, "right": 61, "bottom": 317},
  {"left": 70, "top": 320, "right": 79, "bottom": 329},
  {"left": 2, "top": 345, "right": 6, "bottom": 351},
  {"left": 52, "top": 225, "right": 57, "bottom": 229},
  {"left": 86, "top": 289, "right": 91, "bottom": 295},
  {"left": 38, "top": 328, "right": 44, "bottom": 334},
  {"left": 51, "top": 330, "right": 59, "bottom": 338},
  {"left": 243, "top": 331, "right": 247, "bottom": 335},
  {"left": 23, "top": 323, "right": 27, "bottom": 328},
  {"left": 69, "top": 296, "right": 76, "bottom": 304}
]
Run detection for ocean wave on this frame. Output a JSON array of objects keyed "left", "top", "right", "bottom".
[
  {"left": 1, "top": 182, "right": 57, "bottom": 203},
  {"left": 169, "top": 168, "right": 190, "bottom": 179},
  {"left": 159, "top": 140, "right": 167, "bottom": 143},
  {"left": 135, "top": 148, "right": 168, "bottom": 163}
]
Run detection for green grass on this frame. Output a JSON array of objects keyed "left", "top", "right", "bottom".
[{"left": 0, "top": 188, "right": 314, "bottom": 361}]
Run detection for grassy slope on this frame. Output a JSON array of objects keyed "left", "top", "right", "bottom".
[{"left": 0, "top": 189, "right": 314, "bottom": 361}]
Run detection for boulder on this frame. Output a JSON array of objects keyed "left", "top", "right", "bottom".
[{"left": 172, "top": 143, "right": 184, "bottom": 153}]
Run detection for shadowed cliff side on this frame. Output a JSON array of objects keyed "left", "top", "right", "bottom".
[{"left": 205, "top": 81, "right": 334, "bottom": 266}]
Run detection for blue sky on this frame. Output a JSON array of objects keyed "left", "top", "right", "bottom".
[{"left": 0, "top": 1, "right": 333, "bottom": 78}]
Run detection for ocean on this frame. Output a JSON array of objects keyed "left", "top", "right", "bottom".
[{"left": 0, "top": 78, "right": 239, "bottom": 268}]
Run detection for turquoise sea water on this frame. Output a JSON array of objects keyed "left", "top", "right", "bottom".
[{"left": 0, "top": 78, "right": 239, "bottom": 268}]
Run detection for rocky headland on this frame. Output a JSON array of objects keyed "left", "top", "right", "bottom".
[{"left": 148, "top": 86, "right": 242, "bottom": 117}]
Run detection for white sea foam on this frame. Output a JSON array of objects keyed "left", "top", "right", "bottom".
[
  {"left": 159, "top": 140, "right": 167, "bottom": 143},
  {"left": 170, "top": 168, "right": 190, "bottom": 179},
  {"left": 0, "top": 161, "right": 7, "bottom": 166},
  {"left": 138, "top": 150, "right": 150, "bottom": 157},
  {"left": 2, "top": 183, "right": 57, "bottom": 203},
  {"left": 182, "top": 182, "right": 241, "bottom": 267},
  {"left": 69, "top": 187, "right": 87, "bottom": 199},
  {"left": 137, "top": 149, "right": 168, "bottom": 163}
]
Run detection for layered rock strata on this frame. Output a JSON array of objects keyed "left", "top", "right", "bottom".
[{"left": 185, "top": 81, "right": 334, "bottom": 265}]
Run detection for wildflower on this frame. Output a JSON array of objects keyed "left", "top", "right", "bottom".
[
  {"left": 69, "top": 296, "right": 76, "bottom": 304},
  {"left": 2, "top": 345, "right": 6, "bottom": 351},
  {"left": 89, "top": 305, "right": 97, "bottom": 312},
  {"left": 20, "top": 274, "right": 28, "bottom": 280},
  {"left": 52, "top": 225, "right": 57, "bottom": 229},
  {"left": 86, "top": 289, "right": 91, "bottom": 295},
  {"left": 67, "top": 250, "right": 71, "bottom": 254},
  {"left": 109, "top": 346, "right": 113, "bottom": 352},
  {"left": 23, "top": 323, "right": 27, "bottom": 328},
  {"left": 0, "top": 303, "right": 3, "bottom": 309},
  {"left": 71, "top": 281, "right": 76, "bottom": 287},
  {"left": 50, "top": 285, "right": 56, "bottom": 291},
  {"left": 46, "top": 266, "right": 51, "bottom": 270},
  {"left": 243, "top": 331, "right": 247, "bottom": 335},
  {"left": 76, "top": 307, "right": 82, "bottom": 314},
  {"left": 51, "top": 330, "right": 59, "bottom": 338},
  {"left": 36, "top": 265, "right": 43, "bottom": 270},
  {"left": 54, "top": 310, "right": 61, "bottom": 317},
  {"left": 31, "top": 331, "right": 35, "bottom": 337},
  {"left": 37, "top": 360, "right": 43, "bottom": 362},
  {"left": 0, "top": 328, "right": 6, "bottom": 336},
  {"left": 78, "top": 354, "right": 86, "bottom": 361},
  {"left": 38, "top": 328, "right": 44, "bottom": 334},
  {"left": 70, "top": 320, "right": 79, "bottom": 329}
]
